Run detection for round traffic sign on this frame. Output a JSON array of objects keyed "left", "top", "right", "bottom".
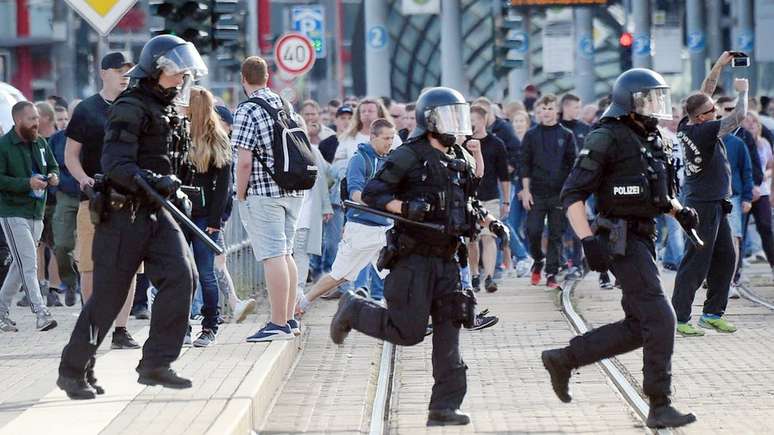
[{"left": 274, "top": 32, "right": 316, "bottom": 76}]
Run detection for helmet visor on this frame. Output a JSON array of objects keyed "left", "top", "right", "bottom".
[
  {"left": 173, "top": 74, "right": 195, "bottom": 107},
  {"left": 632, "top": 88, "right": 672, "bottom": 120},
  {"left": 427, "top": 103, "right": 472, "bottom": 136},
  {"left": 156, "top": 43, "right": 208, "bottom": 80}
]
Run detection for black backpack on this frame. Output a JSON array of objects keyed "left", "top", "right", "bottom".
[{"left": 246, "top": 97, "right": 317, "bottom": 190}]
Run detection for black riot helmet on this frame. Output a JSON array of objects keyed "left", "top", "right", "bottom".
[
  {"left": 410, "top": 87, "right": 472, "bottom": 139},
  {"left": 126, "top": 35, "right": 208, "bottom": 106},
  {"left": 602, "top": 68, "right": 672, "bottom": 121}
]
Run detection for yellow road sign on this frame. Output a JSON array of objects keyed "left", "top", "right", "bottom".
[{"left": 64, "top": 0, "right": 138, "bottom": 36}]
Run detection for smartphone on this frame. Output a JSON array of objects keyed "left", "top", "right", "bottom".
[{"left": 731, "top": 52, "right": 750, "bottom": 68}]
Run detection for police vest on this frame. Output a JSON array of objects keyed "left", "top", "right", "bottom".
[
  {"left": 397, "top": 139, "right": 478, "bottom": 238},
  {"left": 113, "top": 86, "right": 174, "bottom": 176},
  {"left": 592, "top": 121, "right": 671, "bottom": 219}
]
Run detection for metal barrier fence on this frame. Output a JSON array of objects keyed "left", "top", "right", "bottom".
[{"left": 221, "top": 204, "right": 265, "bottom": 299}]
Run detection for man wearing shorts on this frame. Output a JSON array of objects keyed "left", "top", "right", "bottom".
[
  {"left": 297, "top": 119, "right": 395, "bottom": 311},
  {"left": 234, "top": 57, "right": 304, "bottom": 342}
]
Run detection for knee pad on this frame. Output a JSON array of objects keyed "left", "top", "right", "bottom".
[{"left": 431, "top": 289, "right": 476, "bottom": 328}]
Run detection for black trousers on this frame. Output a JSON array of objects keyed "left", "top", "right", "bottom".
[
  {"left": 352, "top": 253, "right": 466, "bottom": 411},
  {"left": 526, "top": 195, "right": 564, "bottom": 274},
  {"left": 568, "top": 234, "right": 675, "bottom": 399},
  {"left": 672, "top": 200, "right": 736, "bottom": 324},
  {"left": 742, "top": 195, "right": 774, "bottom": 267},
  {"left": 59, "top": 207, "right": 196, "bottom": 378}
]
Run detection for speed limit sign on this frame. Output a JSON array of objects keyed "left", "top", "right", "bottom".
[{"left": 274, "top": 33, "right": 316, "bottom": 76}]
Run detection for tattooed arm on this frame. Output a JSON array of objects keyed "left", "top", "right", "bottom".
[
  {"left": 701, "top": 51, "right": 733, "bottom": 96},
  {"left": 718, "top": 79, "right": 750, "bottom": 137}
]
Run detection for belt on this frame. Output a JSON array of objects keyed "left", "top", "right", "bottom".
[
  {"left": 627, "top": 219, "right": 656, "bottom": 237},
  {"left": 398, "top": 234, "right": 458, "bottom": 259}
]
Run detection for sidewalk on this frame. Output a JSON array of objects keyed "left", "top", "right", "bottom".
[{"left": 573, "top": 263, "right": 774, "bottom": 434}]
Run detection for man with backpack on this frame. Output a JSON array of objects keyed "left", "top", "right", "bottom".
[
  {"left": 234, "top": 56, "right": 317, "bottom": 342},
  {"left": 296, "top": 119, "right": 395, "bottom": 312}
]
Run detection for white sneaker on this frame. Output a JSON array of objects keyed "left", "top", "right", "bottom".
[
  {"left": 233, "top": 298, "right": 256, "bottom": 324},
  {"left": 729, "top": 284, "right": 741, "bottom": 299},
  {"left": 515, "top": 258, "right": 532, "bottom": 278}
]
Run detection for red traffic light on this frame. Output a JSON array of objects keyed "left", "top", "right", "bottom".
[{"left": 619, "top": 32, "right": 633, "bottom": 47}]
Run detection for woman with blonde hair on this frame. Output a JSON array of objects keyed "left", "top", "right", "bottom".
[
  {"left": 185, "top": 86, "right": 234, "bottom": 347},
  {"left": 333, "top": 97, "right": 401, "bottom": 162},
  {"left": 510, "top": 110, "right": 531, "bottom": 142}
]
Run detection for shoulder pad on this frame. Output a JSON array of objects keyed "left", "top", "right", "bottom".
[
  {"left": 582, "top": 127, "right": 615, "bottom": 154},
  {"left": 377, "top": 144, "right": 419, "bottom": 184},
  {"left": 106, "top": 99, "right": 146, "bottom": 144}
]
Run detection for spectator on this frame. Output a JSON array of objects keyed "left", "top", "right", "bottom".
[
  {"left": 319, "top": 105, "right": 353, "bottom": 164},
  {"left": 472, "top": 97, "right": 521, "bottom": 176},
  {"left": 292, "top": 117, "right": 333, "bottom": 305},
  {"left": 46, "top": 96, "right": 68, "bottom": 111},
  {"left": 523, "top": 83, "right": 541, "bottom": 112},
  {"left": 466, "top": 105, "right": 509, "bottom": 293},
  {"left": 510, "top": 110, "right": 530, "bottom": 141},
  {"left": 335, "top": 98, "right": 399, "bottom": 162},
  {"left": 212, "top": 105, "right": 256, "bottom": 323},
  {"left": 655, "top": 106, "right": 688, "bottom": 271},
  {"left": 64, "top": 52, "right": 141, "bottom": 348},
  {"left": 398, "top": 103, "right": 416, "bottom": 141},
  {"left": 508, "top": 109, "right": 533, "bottom": 277},
  {"left": 49, "top": 102, "right": 80, "bottom": 306},
  {"left": 580, "top": 103, "right": 598, "bottom": 125},
  {"left": 520, "top": 94, "right": 576, "bottom": 289},
  {"left": 0, "top": 101, "right": 59, "bottom": 332},
  {"left": 54, "top": 106, "right": 69, "bottom": 131},
  {"left": 185, "top": 87, "right": 234, "bottom": 347},
  {"left": 300, "top": 100, "right": 335, "bottom": 146},
  {"left": 671, "top": 51, "right": 746, "bottom": 336},
  {"left": 389, "top": 102, "right": 406, "bottom": 132},
  {"left": 559, "top": 93, "right": 591, "bottom": 149},
  {"left": 297, "top": 118, "right": 395, "bottom": 311},
  {"left": 324, "top": 99, "right": 342, "bottom": 128},
  {"left": 343, "top": 95, "right": 359, "bottom": 108},
  {"left": 740, "top": 111, "right": 774, "bottom": 277},
  {"left": 234, "top": 56, "right": 304, "bottom": 342},
  {"left": 502, "top": 100, "right": 527, "bottom": 122},
  {"left": 723, "top": 130, "right": 753, "bottom": 290}
]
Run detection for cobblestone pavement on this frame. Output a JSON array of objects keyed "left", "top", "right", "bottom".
[
  {"left": 261, "top": 299, "right": 383, "bottom": 434},
  {"left": 387, "top": 276, "right": 647, "bottom": 434},
  {"left": 573, "top": 262, "right": 774, "bottom": 434}
]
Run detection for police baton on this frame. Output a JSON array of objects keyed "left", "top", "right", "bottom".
[
  {"left": 133, "top": 175, "right": 225, "bottom": 255},
  {"left": 343, "top": 200, "right": 446, "bottom": 232}
]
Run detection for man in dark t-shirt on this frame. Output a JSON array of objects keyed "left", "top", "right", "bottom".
[
  {"left": 466, "top": 105, "right": 510, "bottom": 293},
  {"left": 64, "top": 52, "right": 141, "bottom": 349},
  {"left": 672, "top": 57, "right": 748, "bottom": 337}
]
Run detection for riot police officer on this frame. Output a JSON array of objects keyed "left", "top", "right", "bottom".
[
  {"left": 57, "top": 35, "right": 203, "bottom": 399},
  {"left": 541, "top": 69, "right": 698, "bottom": 429},
  {"left": 330, "top": 87, "right": 507, "bottom": 426}
]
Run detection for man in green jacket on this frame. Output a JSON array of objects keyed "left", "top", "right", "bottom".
[{"left": 0, "top": 101, "right": 60, "bottom": 332}]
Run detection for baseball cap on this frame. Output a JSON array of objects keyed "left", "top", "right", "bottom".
[
  {"left": 215, "top": 105, "right": 233, "bottom": 126},
  {"left": 101, "top": 52, "right": 134, "bottom": 70},
  {"left": 336, "top": 105, "right": 354, "bottom": 117}
]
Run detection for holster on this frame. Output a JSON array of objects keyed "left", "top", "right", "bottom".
[
  {"left": 721, "top": 198, "right": 733, "bottom": 214},
  {"left": 591, "top": 216, "right": 628, "bottom": 257},
  {"left": 431, "top": 288, "right": 477, "bottom": 328},
  {"left": 376, "top": 228, "right": 400, "bottom": 271}
]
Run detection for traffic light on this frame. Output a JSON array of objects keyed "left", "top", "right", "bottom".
[
  {"left": 619, "top": 32, "right": 633, "bottom": 71},
  {"left": 494, "top": 4, "right": 527, "bottom": 77},
  {"left": 150, "top": 1, "right": 215, "bottom": 54},
  {"left": 211, "top": 0, "right": 239, "bottom": 49}
]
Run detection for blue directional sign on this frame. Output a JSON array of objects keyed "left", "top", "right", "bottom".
[
  {"left": 736, "top": 30, "right": 754, "bottom": 53},
  {"left": 633, "top": 35, "right": 651, "bottom": 56},
  {"left": 292, "top": 5, "right": 326, "bottom": 59},
  {"left": 368, "top": 25, "right": 388, "bottom": 50},
  {"left": 577, "top": 34, "right": 594, "bottom": 59},
  {"left": 687, "top": 31, "right": 705, "bottom": 54}
]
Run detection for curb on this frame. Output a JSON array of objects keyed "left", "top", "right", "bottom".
[{"left": 206, "top": 337, "right": 301, "bottom": 435}]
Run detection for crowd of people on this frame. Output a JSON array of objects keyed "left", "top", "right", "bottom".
[{"left": 2, "top": 51, "right": 774, "bottom": 344}]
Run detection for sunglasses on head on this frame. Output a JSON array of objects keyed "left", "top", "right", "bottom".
[
  {"left": 701, "top": 106, "right": 717, "bottom": 116},
  {"left": 723, "top": 107, "right": 735, "bottom": 112}
]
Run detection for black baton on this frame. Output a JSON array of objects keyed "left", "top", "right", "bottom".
[
  {"left": 133, "top": 174, "right": 224, "bottom": 255},
  {"left": 343, "top": 200, "right": 446, "bottom": 232}
]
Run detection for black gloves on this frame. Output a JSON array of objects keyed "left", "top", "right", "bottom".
[
  {"left": 582, "top": 236, "right": 611, "bottom": 272},
  {"left": 676, "top": 207, "right": 699, "bottom": 231},
  {"left": 401, "top": 200, "right": 432, "bottom": 221},
  {"left": 489, "top": 220, "right": 510, "bottom": 243},
  {"left": 140, "top": 170, "right": 181, "bottom": 198}
]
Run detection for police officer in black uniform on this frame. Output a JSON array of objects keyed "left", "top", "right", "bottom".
[
  {"left": 57, "top": 35, "right": 204, "bottom": 400},
  {"left": 541, "top": 69, "right": 698, "bottom": 429},
  {"left": 330, "top": 87, "right": 508, "bottom": 426}
]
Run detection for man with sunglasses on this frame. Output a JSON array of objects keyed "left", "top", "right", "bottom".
[{"left": 671, "top": 52, "right": 749, "bottom": 337}]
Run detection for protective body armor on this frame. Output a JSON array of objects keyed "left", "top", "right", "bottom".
[
  {"left": 584, "top": 119, "right": 673, "bottom": 219},
  {"left": 108, "top": 83, "right": 176, "bottom": 178},
  {"left": 393, "top": 137, "right": 480, "bottom": 242}
]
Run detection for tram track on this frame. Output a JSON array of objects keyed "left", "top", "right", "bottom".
[{"left": 559, "top": 278, "right": 673, "bottom": 435}]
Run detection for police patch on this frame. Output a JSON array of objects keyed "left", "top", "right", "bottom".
[{"left": 613, "top": 185, "right": 641, "bottom": 196}]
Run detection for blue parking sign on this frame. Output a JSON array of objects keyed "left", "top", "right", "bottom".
[{"left": 292, "top": 5, "right": 326, "bottom": 59}]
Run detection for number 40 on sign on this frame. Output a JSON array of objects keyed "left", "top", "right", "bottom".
[{"left": 274, "top": 33, "right": 316, "bottom": 76}]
